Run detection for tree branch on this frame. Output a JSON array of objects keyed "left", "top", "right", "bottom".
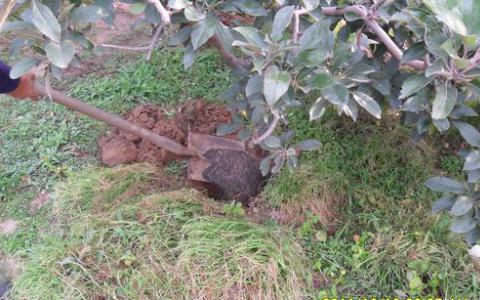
[
  {"left": 0, "top": 0, "right": 16, "bottom": 31},
  {"left": 208, "top": 34, "right": 251, "bottom": 69},
  {"left": 100, "top": 44, "right": 151, "bottom": 51},
  {"left": 249, "top": 115, "right": 280, "bottom": 147},
  {"left": 293, "top": 9, "right": 300, "bottom": 43},
  {"left": 298, "top": 5, "right": 427, "bottom": 70},
  {"left": 147, "top": 0, "right": 171, "bottom": 25},
  {"left": 146, "top": 25, "right": 164, "bottom": 61}
]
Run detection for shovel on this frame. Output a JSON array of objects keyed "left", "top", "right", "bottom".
[{"left": 35, "top": 84, "right": 263, "bottom": 202}]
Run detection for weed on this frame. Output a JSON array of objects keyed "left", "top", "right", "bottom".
[
  {"left": 164, "top": 160, "right": 188, "bottom": 176},
  {"left": 440, "top": 154, "right": 463, "bottom": 177},
  {"left": 222, "top": 202, "right": 245, "bottom": 218}
]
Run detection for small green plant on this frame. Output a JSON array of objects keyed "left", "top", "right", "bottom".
[{"left": 222, "top": 201, "right": 245, "bottom": 218}]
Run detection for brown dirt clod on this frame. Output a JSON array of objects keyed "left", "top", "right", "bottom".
[{"left": 98, "top": 100, "right": 232, "bottom": 167}]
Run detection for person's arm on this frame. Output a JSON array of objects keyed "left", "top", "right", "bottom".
[{"left": 0, "top": 60, "right": 39, "bottom": 100}]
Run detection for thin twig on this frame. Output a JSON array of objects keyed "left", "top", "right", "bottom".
[
  {"left": 147, "top": 0, "right": 171, "bottom": 25},
  {"left": 0, "top": 0, "right": 16, "bottom": 31},
  {"left": 249, "top": 115, "right": 280, "bottom": 147},
  {"left": 100, "top": 44, "right": 151, "bottom": 51},
  {"left": 146, "top": 25, "right": 164, "bottom": 61}
]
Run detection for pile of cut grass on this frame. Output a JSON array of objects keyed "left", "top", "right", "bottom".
[
  {"left": 10, "top": 165, "right": 310, "bottom": 300},
  {"left": 263, "top": 109, "right": 478, "bottom": 298}
]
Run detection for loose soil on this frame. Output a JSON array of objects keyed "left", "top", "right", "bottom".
[{"left": 98, "top": 99, "right": 231, "bottom": 166}]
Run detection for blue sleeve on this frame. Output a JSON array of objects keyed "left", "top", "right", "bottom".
[{"left": 0, "top": 60, "right": 20, "bottom": 94}]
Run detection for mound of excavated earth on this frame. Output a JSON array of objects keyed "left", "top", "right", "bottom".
[{"left": 98, "top": 100, "right": 231, "bottom": 166}]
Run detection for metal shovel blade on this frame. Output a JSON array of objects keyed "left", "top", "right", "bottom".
[{"left": 187, "top": 133, "right": 263, "bottom": 202}]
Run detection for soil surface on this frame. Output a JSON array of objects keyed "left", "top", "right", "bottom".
[{"left": 98, "top": 99, "right": 231, "bottom": 166}]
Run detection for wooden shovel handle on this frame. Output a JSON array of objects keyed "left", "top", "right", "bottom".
[{"left": 36, "top": 83, "right": 196, "bottom": 157}]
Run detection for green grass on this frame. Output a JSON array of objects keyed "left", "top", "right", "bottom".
[
  {"left": 263, "top": 109, "right": 478, "bottom": 298},
  {"left": 10, "top": 165, "right": 309, "bottom": 300},
  {"left": 0, "top": 47, "right": 230, "bottom": 261}
]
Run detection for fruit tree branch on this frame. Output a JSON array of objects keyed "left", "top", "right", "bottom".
[
  {"left": 249, "top": 114, "right": 280, "bottom": 147},
  {"left": 147, "top": 25, "right": 164, "bottom": 61},
  {"left": 208, "top": 34, "right": 251, "bottom": 69},
  {"left": 0, "top": 0, "right": 16, "bottom": 31},
  {"left": 296, "top": 5, "right": 426, "bottom": 70},
  {"left": 147, "top": 0, "right": 171, "bottom": 25}
]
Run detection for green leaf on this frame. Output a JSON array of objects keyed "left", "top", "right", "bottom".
[
  {"left": 216, "top": 123, "right": 241, "bottom": 136},
  {"left": 372, "top": 79, "right": 391, "bottom": 96},
  {"left": 341, "top": 98, "right": 358, "bottom": 122},
  {"left": 299, "top": 21, "right": 334, "bottom": 52},
  {"left": 425, "top": 0, "right": 480, "bottom": 37},
  {"left": 183, "top": 44, "right": 197, "bottom": 69},
  {"left": 309, "top": 98, "right": 328, "bottom": 121},
  {"left": 1, "top": 21, "right": 35, "bottom": 32},
  {"left": 399, "top": 74, "right": 433, "bottom": 99},
  {"left": 454, "top": 57, "right": 470, "bottom": 70},
  {"left": 451, "top": 196, "right": 473, "bottom": 216},
  {"left": 263, "top": 65, "right": 291, "bottom": 106},
  {"left": 352, "top": 92, "right": 382, "bottom": 119},
  {"left": 129, "top": 3, "right": 146, "bottom": 15},
  {"left": 271, "top": 155, "right": 285, "bottom": 174},
  {"left": 264, "top": 135, "right": 282, "bottom": 149},
  {"left": 407, "top": 271, "right": 423, "bottom": 291},
  {"left": 234, "top": 27, "right": 267, "bottom": 49},
  {"left": 295, "top": 48, "right": 329, "bottom": 67},
  {"left": 246, "top": 74, "right": 263, "bottom": 98},
  {"left": 307, "top": 72, "right": 335, "bottom": 90},
  {"left": 191, "top": 15, "right": 217, "bottom": 50},
  {"left": 233, "top": 0, "right": 267, "bottom": 17},
  {"left": 468, "top": 170, "right": 480, "bottom": 183},
  {"left": 453, "top": 121, "right": 480, "bottom": 147},
  {"left": 9, "top": 58, "right": 37, "bottom": 79},
  {"left": 169, "top": 27, "right": 192, "bottom": 46},
  {"left": 402, "top": 43, "right": 427, "bottom": 62},
  {"left": 425, "top": 177, "right": 465, "bottom": 194},
  {"left": 71, "top": 5, "right": 106, "bottom": 24},
  {"left": 303, "top": 0, "right": 319, "bottom": 11},
  {"left": 271, "top": 6, "right": 294, "bottom": 42},
  {"left": 432, "top": 196, "right": 455, "bottom": 213},
  {"left": 433, "top": 119, "right": 451, "bottom": 132},
  {"left": 425, "top": 60, "right": 446, "bottom": 77},
  {"left": 432, "top": 81, "right": 458, "bottom": 120},
  {"left": 450, "top": 212, "right": 477, "bottom": 234},
  {"left": 450, "top": 105, "right": 478, "bottom": 118},
  {"left": 295, "top": 139, "right": 321, "bottom": 151},
  {"left": 464, "top": 150, "right": 480, "bottom": 171},
  {"left": 45, "top": 41, "right": 75, "bottom": 69},
  {"left": 167, "top": 0, "right": 191, "bottom": 10},
  {"left": 184, "top": 6, "right": 206, "bottom": 22},
  {"left": 32, "top": 0, "right": 62, "bottom": 42},
  {"left": 259, "top": 156, "right": 273, "bottom": 176},
  {"left": 321, "top": 84, "right": 349, "bottom": 106},
  {"left": 465, "top": 227, "right": 480, "bottom": 245}
]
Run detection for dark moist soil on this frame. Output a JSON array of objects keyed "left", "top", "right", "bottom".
[{"left": 98, "top": 99, "right": 231, "bottom": 166}]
